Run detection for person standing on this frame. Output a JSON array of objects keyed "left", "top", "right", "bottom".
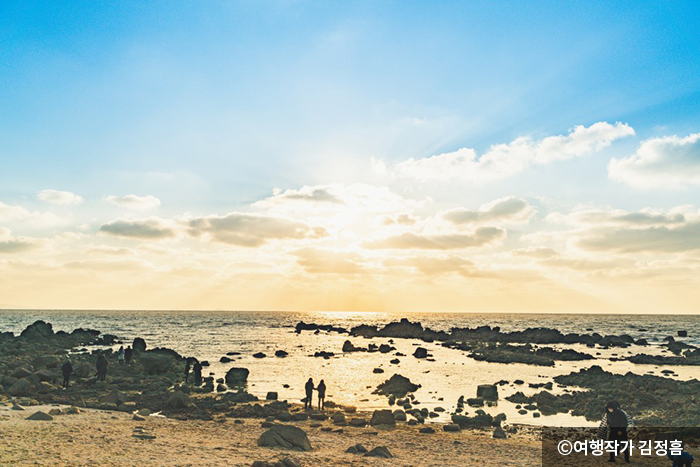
[
  {"left": 598, "top": 400, "right": 633, "bottom": 463},
  {"left": 117, "top": 346, "right": 125, "bottom": 364},
  {"left": 193, "top": 361, "right": 203, "bottom": 386},
  {"left": 61, "top": 359, "right": 73, "bottom": 388},
  {"left": 96, "top": 354, "right": 108, "bottom": 381},
  {"left": 317, "top": 379, "right": 326, "bottom": 411},
  {"left": 184, "top": 359, "right": 192, "bottom": 383},
  {"left": 304, "top": 378, "right": 315, "bottom": 410},
  {"left": 124, "top": 346, "right": 133, "bottom": 365}
]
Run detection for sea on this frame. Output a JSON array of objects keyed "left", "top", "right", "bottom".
[{"left": 1, "top": 310, "right": 698, "bottom": 427}]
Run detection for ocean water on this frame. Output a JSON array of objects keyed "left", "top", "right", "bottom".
[{"left": 1, "top": 310, "right": 698, "bottom": 427}]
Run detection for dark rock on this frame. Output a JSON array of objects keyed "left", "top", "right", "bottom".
[
  {"left": 275, "top": 350, "right": 288, "bottom": 358},
  {"left": 166, "top": 391, "right": 190, "bottom": 408},
  {"left": 370, "top": 409, "right": 396, "bottom": 426},
  {"left": 413, "top": 347, "right": 429, "bottom": 359},
  {"left": 257, "top": 424, "right": 312, "bottom": 451},
  {"left": 253, "top": 352, "right": 266, "bottom": 359},
  {"left": 220, "top": 356, "right": 232, "bottom": 363},
  {"left": 443, "top": 423, "right": 461, "bottom": 432},
  {"left": 476, "top": 384, "right": 498, "bottom": 401},
  {"left": 133, "top": 337, "right": 147, "bottom": 353},
  {"left": 493, "top": 426, "right": 507, "bottom": 439},
  {"left": 364, "top": 446, "right": 393, "bottom": 458},
  {"left": 390, "top": 358, "right": 400, "bottom": 364},
  {"left": 419, "top": 426, "right": 435, "bottom": 433},
  {"left": 678, "top": 330, "right": 688, "bottom": 337},
  {"left": 374, "top": 374, "right": 420, "bottom": 397},
  {"left": 225, "top": 367, "right": 249, "bottom": 386},
  {"left": 372, "top": 368, "right": 384, "bottom": 374},
  {"left": 266, "top": 392, "right": 278, "bottom": 401},
  {"left": 20, "top": 321, "right": 54, "bottom": 340},
  {"left": 26, "top": 411, "right": 53, "bottom": 421}
]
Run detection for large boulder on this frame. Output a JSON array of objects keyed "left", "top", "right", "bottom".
[
  {"left": 257, "top": 424, "right": 312, "bottom": 451},
  {"left": 139, "top": 352, "right": 176, "bottom": 375},
  {"left": 364, "top": 446, "right": 393, "bottom": 458},
  {"left": 476, "top": 384, "right": 499, "bottom": 401},
  {"left": 32, "top": 355, "right": 60, "bottom": 369},
  {"left": 225, "top": 367, "right": 249, "bottom": 386},
  {"left": 166, "top": 391, "right": 190, "bottom": 409},
  {"left": 74, "top": 362, "right": 92, "bottom": 378},
  {"left": 20, "top": 321, "right": 54, "bottom": 340},
  {"left": 99, "top": 390, "right": 127, "bottom": 405},
  {"left": 33, "top": 370, "right": 56, "bottom": 383},
  {"left": 413, "top": 347, "right": 429, "bottom": 359},
  {"left": 375, "top": 374, "right": 421, "bottom": 397},
  {"left": 8, "top": 378, "right": 32, "bottom": 396},
  {"left": 133, "top": 337, "right": 147, "bottom": 353},
  {"left": 370, "top": 409, "right": 396, "bottom": 426},
  {"left": 26, "top": 411, "right": 53, "bottom": 421}
]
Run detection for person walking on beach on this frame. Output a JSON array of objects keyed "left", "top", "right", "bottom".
[
  {"left": 317, "top": 379, "right": 326, "bottom": 411},
  {"left": 193, "top": 361, "right": 203, "bottom": 386},
  {"left": 61, "top": 359, "right": 73, "bottom": 388},
  {"left": 304, "top": 378, "right": 315, "bottom": 410},
  {"left": 96, "top": 354, "right": 108, "bottom": 381},
  {"left": 124, "top": 346, "right": 133, "bottom": 365},
  {"left": 184, "top": 359, "right": 192, "bottom": 383},
  {"left": 598, "top": 400, "right": 633, "bottom": 463},
  {"left": 117, "top": 346, "right": 125, "bottom": 364}
]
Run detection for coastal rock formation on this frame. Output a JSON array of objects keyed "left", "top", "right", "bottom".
[
  {"left": 369, "top": 409, "right": 396, "bottom": 426},
  {"left": 225, "top": 367, "right": 249, "bottom": 386},
  {"left": 364, "top": 446, "right": 393, "bottom": 458},
  {"left": 374, "top": 374, "right": 420, "bottom": 397},
  {"left": 476, "top": 384, "right": 498, "bottom": 401},
  {"left": 132, "top": 337, "right": 147, "bottom": 353},
  {"left": 257, "top": 424, "right": 312, "bottom": 451}
]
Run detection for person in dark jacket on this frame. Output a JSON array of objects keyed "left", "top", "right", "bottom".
[
  {"left": 124, "top": 346, "right": 133, "bottom": 365},
  {"left": 317, "top": 379, "right": 326, "bottom": 411},
  {"left": 96, "top": 354, "right": 108, "bottom": 381},
  {"left": 193, "top": 361, "right": 203, "bottom": 386},
  {"left": 304, "top": 378, "right": 315, "bottom": 410},
  {"left": 668, "top": 448, "right": 694, "bottom": 467},
  {"left": 184, "top": 359, "right": 192, "bottom": 383},
  {"left": 61, "top": 360, "right": 73, "bottom": 388},
  {"left": 598, "top": 401, "right": 633, "bottom": 463}
]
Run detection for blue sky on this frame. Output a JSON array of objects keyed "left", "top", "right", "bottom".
[{"left": 1, "top": 1, "right": 699, "bottom": 312}]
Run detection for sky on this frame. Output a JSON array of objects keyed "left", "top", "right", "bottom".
[{"left": 1, "top": 1, "right": 700, "bottom": 313}]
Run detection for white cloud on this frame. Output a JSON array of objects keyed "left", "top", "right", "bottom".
[
  {"left": 105, "top": 194, "right": 161, "bottom": 210},
  {"left": 546, "top": 208, "right": 688, "bottom": 227},
  {"left": 187, "top": 212, "right": 328, "bottom": 247},
  {"left": 100, "top": 218, "right": 177, "bottom": 240},
  {"left": 0, "top": 201, "right": 66, "bottom": 227},
  {"left": 393, "top": 122, "right": 634, "bottom": 182},
  {"left": 608, "top": 132, "right": 700, "bottom": 188},
  {"left": 37, "top": 189, "right": 83, "bottom": 205},
  {"left": 363, "top": 227, "right": 506, "bottom": 250},
  {"left": 442, "top": 197, "right": 535, "bottom": 225},
  {"left": 0, "top": 228, "right": 41, "bottom": 254}
]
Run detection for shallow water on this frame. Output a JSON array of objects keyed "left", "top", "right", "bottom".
[{"left": 1, "top": 310, "right": 698, "bottom": 427}]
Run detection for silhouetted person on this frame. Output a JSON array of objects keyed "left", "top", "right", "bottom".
[
  {"left": 124, "top": 346, "right": 133, "bottom": 365},
  {"left": 598, "top": 400, "right": 633, "bottom": 463},
  {"left": 96, "top": 354, "right": 108, "bottom": 381},
  {"left": 304, "top": 378, "right": 314, "bottom": 410},
  {"left": 317, "top": 379, "right": 326, "bottom": 411},
  {"left": 118, "top": 345, "right": 125, "bottom": 364},
  {"left": 184, "top": 359, "right": 192, "bottom": 383},
  {"left": 193, "top": 361, "right": 203, "bottom": 386},
  {"left": 61, "top": 360, "right": 73, "bottom": 388}
]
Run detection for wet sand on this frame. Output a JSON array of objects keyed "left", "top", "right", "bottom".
[{"left": 0, "top": 404, "right": 542, "bottom": 466}]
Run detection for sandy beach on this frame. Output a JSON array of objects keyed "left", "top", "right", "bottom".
[{"left": 1, "top": 403, "right": 543, "bottom": 466}]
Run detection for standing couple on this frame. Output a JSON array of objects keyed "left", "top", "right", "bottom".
[{"left": 304, "top": 378, "right": 327, "bottom": 411}]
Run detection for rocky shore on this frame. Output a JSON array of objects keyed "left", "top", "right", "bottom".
[
  {"left": 1, "top": 318, "right": 698, "bottom": 465},
  {"left": 0, "top": 320, "right": 544, "bottom": 465}
]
